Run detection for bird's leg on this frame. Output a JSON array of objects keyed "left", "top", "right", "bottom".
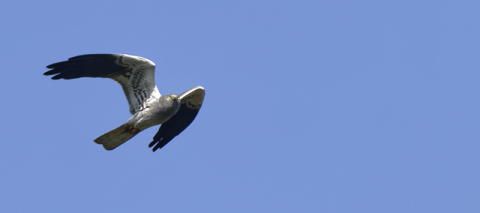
[
  {"left": 139, "top": 103, "right": 150, "bottom": 111},
  {"left": 126, "top": 125, "right": 140, "bottom": 133}
]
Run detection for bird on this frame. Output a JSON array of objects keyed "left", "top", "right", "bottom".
[{"left": 44, "top": 54, "right": 205, "bottom": 152}]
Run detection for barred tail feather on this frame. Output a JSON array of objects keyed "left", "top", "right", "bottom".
[{"left": 94, "top": 124, "right": 142, "bottom": 150}]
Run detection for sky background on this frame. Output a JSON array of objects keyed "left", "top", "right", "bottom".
[{"left": 1, "top": 0, "right": 480, "bottom": 212}]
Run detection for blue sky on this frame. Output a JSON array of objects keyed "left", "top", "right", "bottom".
[{"left": 1, "top": 0, "right": 480, "bottom": 212}]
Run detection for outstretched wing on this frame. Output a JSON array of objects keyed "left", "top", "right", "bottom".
[
  {"left": 44, "top": 54, "right": 160, "bottom": 115},
  {"left": 149, "top": 86, "right": 205, "bottom": 151}
]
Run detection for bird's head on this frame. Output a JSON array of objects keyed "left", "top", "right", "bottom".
[
  {"left": 160, "top": 93, "right": 181, "bottom": 112},
  {"left": 166, "top": 94, "right": 178, "bottom": 100},
  {"left": 146, "top": 94, "right": 181, "bottom": 124}
]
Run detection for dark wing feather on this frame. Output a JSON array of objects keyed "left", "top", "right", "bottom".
[
  {"left": 45, "top": 54, "right": 128, "bottom": 79},
  {"left": 149, "top": 86, "right": 205, "bottom": 151},
  {"left": 44, "top": 54, "right": 159, "bottom": 114}
]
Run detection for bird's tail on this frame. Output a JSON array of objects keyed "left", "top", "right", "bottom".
[{"left": 94, "top": 124, "right": 142, "bottom": 150}]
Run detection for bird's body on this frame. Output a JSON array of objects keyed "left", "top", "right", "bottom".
[
  {"left": 44, "top": 54, "right": 205, "bottom": 151},
  {"left": 94, "top": 94, "right": 181, "bottom": 150}
]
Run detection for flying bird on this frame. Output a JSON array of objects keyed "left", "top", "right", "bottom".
[{"left": 44, "top": 54, "right": 205, "bottom": 151}]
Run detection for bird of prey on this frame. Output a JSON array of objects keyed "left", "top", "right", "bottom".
[{"left": 44, "top": 54, "right": 205, "bottom": 151}]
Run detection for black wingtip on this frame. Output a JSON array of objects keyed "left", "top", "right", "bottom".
[
  {"left": 43, "top": 70, "right": 62, "bottom": 79},
  {"left": 43, "top": 70, "right": 56, "bottom": 76},
  {"left": 149, "top": 140, "right": 161, "bottom": 152},
  {"left": 43, "top": 54, "right": 128, "bottom": 80},
  {"left": 51, "top": 75, "right": 62, "bottom": 80}
]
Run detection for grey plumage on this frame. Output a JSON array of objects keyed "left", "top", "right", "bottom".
[{"left": 44, "top": 54, "right": 205, "bottom": 151}]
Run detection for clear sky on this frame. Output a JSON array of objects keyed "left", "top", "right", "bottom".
[{"left": 1, "top": 0, "right": 479, "bottom": 212}]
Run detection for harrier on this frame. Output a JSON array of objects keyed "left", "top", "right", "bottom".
[{"left": 44, "top": 54, "right": 205, "bottom": 152}]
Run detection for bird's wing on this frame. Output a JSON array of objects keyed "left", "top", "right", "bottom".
[
  {"left": 45, "top": 54, "right": 160, "bottom": 114},
  {"left": 149, "top": 86, "right": 205, "bottom": 151}
]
